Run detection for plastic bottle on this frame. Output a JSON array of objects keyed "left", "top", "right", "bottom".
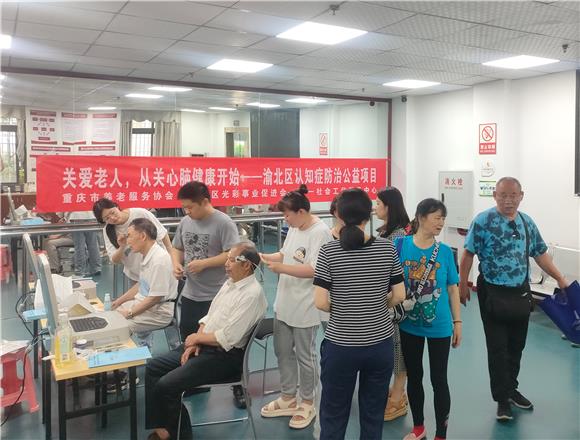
[
  {"left": 55, "top": 313, "right": 74, "bottom": 367},
  {"left": 103, "top": 293, "right": 112, "bottom": 311}
]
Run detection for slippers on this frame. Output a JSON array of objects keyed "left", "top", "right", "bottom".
[
  {"left": 289, "top": 402, "right": 316, "bottom": 429},
  {"left": 260, "top": 396, "right": 297, "bottom": 418}
]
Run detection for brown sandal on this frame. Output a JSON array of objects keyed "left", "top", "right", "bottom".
[{"left": 384, "top": 393, "right": 408, "bottom": 421}]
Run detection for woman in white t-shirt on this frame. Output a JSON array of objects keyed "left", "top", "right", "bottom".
[
  {"left": 260, "top": 185, "right": 333, "bottom": 430},
  {"left": 93, "top": 198, "right": 172, "bottom": 282}
]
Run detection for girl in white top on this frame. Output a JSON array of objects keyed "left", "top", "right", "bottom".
[
  {"left": 93, "top": 198, "right": 172, "bottom": 282},
  {"left": 260, "top": 185, "right": 333, "bottom": 430}
]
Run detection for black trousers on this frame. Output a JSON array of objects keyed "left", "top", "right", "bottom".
[
  {"left": 179, "top": 296, "right": 212, "bottom": 342},
  {"left": 145, "top": 345, "right": 244, "bottom": 439},
  {"left": 477, "top": 274, "right": 529, "bottom": 402},
  {"left": 400, "top": 330, "right": 451, "bottom": 439}
]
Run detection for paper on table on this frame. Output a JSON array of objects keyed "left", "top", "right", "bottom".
[{"left": 34, "top": 273, "right": 74, "bottom": 309}]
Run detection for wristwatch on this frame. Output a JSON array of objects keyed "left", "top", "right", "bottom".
[{"left": 128, "top": 308, "right": 134, "bottom": 319}]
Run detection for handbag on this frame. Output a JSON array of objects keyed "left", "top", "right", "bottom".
[
  {"left": 538, "top": 281, "right": 580, "bottom": 344},
  {"left": 484, "top": 213, "right": 532, "bottom": 322}
]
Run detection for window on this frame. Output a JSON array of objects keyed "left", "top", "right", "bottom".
[
  {"left": 1, "top": 117, "right": 18, "bottom": 183},
  {"left": 131, "top": 120, "right": 154, "bottom": 156}
]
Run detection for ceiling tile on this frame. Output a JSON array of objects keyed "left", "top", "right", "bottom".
[
  {"left": 369, "top": 2, "right": 436, "bottom": 14},
  {"left": 487, "top": 2, "right": 580, "bottom": 30},
  {"left": 18, "top": 3, "right": 115, "bottom": 30},
  {"left": 147, "top": 52, "right": 206, "bottom": 69},
  {"left": 519, "top": 22, "right": 580, "bottom": 41},
  {"left": 74, "top": 55, "right": 143, "bottom": 70},
  {"left": 248, "top": 37, "right": 324, "bottom": 55},
  {"left": 165, "top": 41, "right": 239, "bottom": 56},
  {"left": 2, "top": 20, "right": 15, "bottom": 35},
  {"left": 379, "top": 14, "right": 475, "bottom": 39},
  {"left": 437, "top": 25, "right": 527, "bottom": 48},
  {"left": 339, "top": 33, "right": 417, "bottom": 51},
  {"left": 426, "top": 1, "right": 525, "bottom": 24},
  {"left": 95, "top": 32, "right": 175, "bottom": 52},
  {"left": 12, "top": 38, "right": 88, "bottom": 56},
  {"left": 10, "top": 57, "right": 74, "bottom": 71},
  {"left": 443, "top": 46, "right": 516, "bottom": 64},
  {"left": 184, "top": 28, "right": 267, "bottom": 47},
  {"left": 378, "top": 67, "right": 467, "bottom": 83},
  {"left": 298, "top": 46, "right": 385, "bottom": 64},
  {"left": 85, "top": 45, "right": 159, "bottom": 63},
  {"left": 449, "top": 75, "right": 497, "bottom": 86},
  {"left": 236, "top": 1, "right": 333, "bottom": 20},
  {"left": 206, "top": 9, "right": 301, "bottom": 36},
  {"left": 495, "top": 35, "right": 580, "bottom": 61},
  {"left": 140, "top": 62, "right": 198, "bottom": 74},
  {"left": 51, "top": 1, "right": 127, "bottom": 13},
  {"left": 529, "top": 60, "right": 580, "bottom": 73},
  {"left": 107, "top": 15, "right": 197, "bottom": 39},
  {"left": 229, "top": 48, "right": 296, "bottom": 64},
  {"left": 72, "top": 63, "right": 135, "bottom": 76},
  {"left": 281, "top": 56, "right": 386, "bottom": 75},
  {"left": 1, "top": 3, "right": 18, "bottom": 20},
  {"left": 15, "top": 22, "right": 101, "bottom": 44},
  {"left": 406, "top": 58, "right": 501, "bottom": 76},
  {"left": 313, "top": 3, "right": 415, "bottom": 32},
  {"left": 554, "top": 1, "right": 580, "bottom": 11},
  {"left": 392, "top": 40, "right": 463, "bottom": 59},
  {"left": 119, "top": 1, "right": 225, "bottom": 25}
]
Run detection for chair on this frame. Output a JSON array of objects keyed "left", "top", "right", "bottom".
[
  {"left": 251, "top": 317, "right": 278, "bottom": 396},
  {"left": 0, "top": 346, "right": 39, "bottom": 413},
  {"left": 0, "top": 243, "right": 13, "bottom": 283},
  {"left": 176, "top": 318, "right": 271, "bottom": 440},
  {"left": 160, "top": 280, "right": 185, "bottom": 351}
]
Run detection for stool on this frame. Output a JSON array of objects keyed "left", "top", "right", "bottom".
[
  {"left": 0, "top": 346, "right": 39, "bottom": 413},
  {"left": 0, "top": 244, "right": 13, "bottom": 283}
]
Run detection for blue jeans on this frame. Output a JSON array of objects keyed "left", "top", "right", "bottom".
[
  {"left": 320, "top": 338, "right": 394, "bottom": 440},
  {"left": 72, "top": 230, "right": 101, "bottom": 275}
]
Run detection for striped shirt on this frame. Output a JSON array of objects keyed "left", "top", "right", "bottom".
[{"left": 313, "top": 237, "right": 404, "bottom": 346}]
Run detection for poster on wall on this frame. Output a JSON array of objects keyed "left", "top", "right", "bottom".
[
  {"left": 25, "top": 108, "right": 120, "bottom": 182},
  {"left": 319, "top": 132, "right": 328, "bottom": 156},
  {"left": 479, "top": 180, "right": 496, "bottom": 197},
  {"left": 479, "top": 123, "right": 497, "bottom": 155},
  {"left": 36, "top": 156, "right": 388, "bottom": 212},
  {"left": 438, "top": 171, "right": 473, "bottom": 229}
]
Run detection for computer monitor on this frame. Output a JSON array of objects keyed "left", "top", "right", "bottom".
[
  {"left": 22, "top": 233, "right": 40, "bottom": 280},
  {"left": 37, "top": 253, "right": 60, "bottom": 335}
]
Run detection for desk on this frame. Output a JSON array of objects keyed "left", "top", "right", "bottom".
[{"left": 43, "top": 338, "right": 145, "bottom": 440}]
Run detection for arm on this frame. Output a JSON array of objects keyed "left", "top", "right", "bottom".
[
  {"left": 162, "top": 234, "right": 173, "bottom": 253},
  {"left": 186, "top": 251, "right": 228, "bottom": 274},
  {"left": 171, "top": 247, "right": 185, "bottom": 279},
  {"left": 260, "top": 252, "right": 283, "bottom": 263},
  {"left": 111, "top": 283, "right": 139, "bottom": 309},
  {"left": 118, "top": 295, "right": 163, "bottom": 319},
  {"left": 534, "top": 252, "right": 568, "bottom": 289},
  {"left": 459, "top": 250, "right": 475, "bottom": 305},
  {"left": 263, "top": 261, "right": 315, "bottom": 278},
  {"left": 448, "top": 284, "right": 462, "bottom": 348},
  {"left": 387, "top": 282, "right": 406, "bottom": 307},
  {"left": 314, "top": 286, "right": 331, "bottom": 312}
]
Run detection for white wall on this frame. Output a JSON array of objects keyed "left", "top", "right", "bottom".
[
  {"left": 181, "top": 111, "right": 250, "bottom": 157},
  {"left": 393, "top": 71, "right": 579, "bottom": 261}
]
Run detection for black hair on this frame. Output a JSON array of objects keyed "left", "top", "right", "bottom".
[
  {"left": 376, "top": 187, "right": 410, "bottom": 237},
  {"left": 410, "top": 198, "right": 447, "bottom": 234},
  {"left": 177, "top": 181, "right": 211, "bottom": 203},
  {"left": 336, "top": 188, "right": 372, "bottom": 251},
  {"left": 129, "top": 218, "right": 158, "bottom": 241},
  {"left": 277, "top": 184, "right": 310, "bottom": 213},
  {"left": 329, "top": 195, "right": 338, "bottom": 217},
  {"left": 236, "top": 241, "right": 261, "bottom": 273},
  {"left": 93, "top": 198, "right": 121, "bottom": 248}
]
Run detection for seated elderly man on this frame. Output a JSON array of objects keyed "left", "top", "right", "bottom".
[
  {"left": 145, "top": 241, "right": 267, "bottom": 440},
  {"left": 112, "top": 218, "right": 177, "bottom": 348}
]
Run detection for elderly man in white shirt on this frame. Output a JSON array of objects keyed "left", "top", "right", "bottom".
[{"left": 145, "top": 241, "right": 267, "bottom": 440}]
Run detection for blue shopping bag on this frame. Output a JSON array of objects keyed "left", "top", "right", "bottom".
[{"left": 537, "top": 281, "right": 580, "bottom": 344}]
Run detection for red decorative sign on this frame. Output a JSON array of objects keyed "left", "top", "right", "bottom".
[
  {"left": 36, "top": 156, "right": 388, "bottom": 212},
  {"left": 479, "top": 123, "right": 497, "bottom": 155}
]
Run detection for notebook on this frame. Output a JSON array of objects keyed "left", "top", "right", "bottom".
[{"left": 88, "top": 346, "right": 151, "bottom": 368}]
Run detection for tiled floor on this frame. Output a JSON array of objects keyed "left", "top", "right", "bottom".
[{"left": 1, "top": 235, "right": 579, "bottom": 440}]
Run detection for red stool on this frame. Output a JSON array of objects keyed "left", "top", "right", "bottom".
[
  {"left": 0, "top": 346, "right": 39, "bottom": 413},
  {"left": 0, "top": 244, "right": 12, "bottom": 283}
]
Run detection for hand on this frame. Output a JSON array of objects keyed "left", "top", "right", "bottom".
[
  {"left": 452, "top": 322, "right": 462, "bottom": 348},
  {"left": 259, "top": 253, "right": 269, "bottom": 263},
  {"left": 263, "top": 260, "right": 283, "bottom": 274},
  {"left": 186, "top": 259, "right": 206, "bottom": 274},
  {"left": 111, "top": 299, "right": 122, "bottom": 310},
  {"left": 184, "top": 333, "right": 198, "bottom": 348},
  {"left": 557, "top": 278, "right": 569, "bottom": 290},
  {"left": 181, "top": 346, "right": 195, "bottom": 365},
  {"left": 459, "top": 283, "right": 471, "bottom": 306},
  {"left": 118, "top": 308, "right": 129, "bottom": 319},
  {"left": 117, "top": 234, "right": 127, "bottom": 247},
  {"left": 173, "top": 263, "right": 185, "bottom": 280}
]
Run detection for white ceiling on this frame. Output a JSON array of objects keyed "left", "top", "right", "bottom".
[{"left": 1, "top": 0, "right": 579, "bottom": 110}]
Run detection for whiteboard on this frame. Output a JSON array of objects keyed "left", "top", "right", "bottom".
[{"left": 439, "top": 171, "right": 473, "bottom": 229}]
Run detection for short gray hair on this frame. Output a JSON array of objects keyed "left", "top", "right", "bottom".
[
  {"left": 233, "top": 240, "right": 260, "bottom": 271},
  {"left": 496, "top": 176, "right": 522, "bottom": 191}
]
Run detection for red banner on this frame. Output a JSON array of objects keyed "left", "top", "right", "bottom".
[{"left": 36, "top": 156, "right": 388, "bottom": 212}]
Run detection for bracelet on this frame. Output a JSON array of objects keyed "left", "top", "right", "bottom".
[{"left": 453, "top": 320, "right": 462, "bottom": 324}]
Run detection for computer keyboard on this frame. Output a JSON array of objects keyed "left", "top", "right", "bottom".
[{"left": 70, "top": 316, "right": 108, "bottom": 332}]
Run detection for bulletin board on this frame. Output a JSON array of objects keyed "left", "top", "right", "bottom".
[{"left": 439, "top": 171, "right": 473, "bottom": 229}]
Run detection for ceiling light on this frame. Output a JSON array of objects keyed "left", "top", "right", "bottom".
[
  {"left": 277, "top": 22, "right": 367, "bottom": 45},
  {"left": 209, "top": 107, "right": 236, "bottom": 111},
  {"left": 125, "top": 93, "right": 163, "bottom": 99},
  {"left": 0, "top": 34, "right": 12, "bottom": 49},
  {"left": 148, "top": 86, "right": 192, "bottom": 92},
  {"left": 88, "top": 106, "right": 116, "bottom": 110},
  {"left": 247, "top": 102, "right": 280, "bottom": 108},
  {"left": 181, "top": 108, "right": 206, "bottom": 113},
  {"left": 286, "top": 97, "right": 327, "bottom": 104},
  {"left": 383, "top": 79, "right": 440, "bottom": 89},
  {"left": 207, "top": 59, "right": 272, "bottom": 73},
  {"left": 482, "top": 55, "right": 559, "bottom": 69},
  {"left": 0, "top": 74, "right": 5, "bottom": 80}
]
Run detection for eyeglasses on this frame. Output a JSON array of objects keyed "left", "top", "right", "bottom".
[
  {"left": 508, "top": 221, "right": 520, "bottom": 239},
  {"left": 102, "top": 208, "right": 119, "bottom": 223},
  {"left": 497, "top": 194, "right": 521, "bottom": 201}
]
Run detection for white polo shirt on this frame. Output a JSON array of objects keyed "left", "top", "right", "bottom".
[{"left": 137, "top": 243, "right": 178, "bottom": 302}]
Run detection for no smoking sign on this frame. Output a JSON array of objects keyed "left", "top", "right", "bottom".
[{"left": 479, "top": 123, "right": 496, "bottom": 155}]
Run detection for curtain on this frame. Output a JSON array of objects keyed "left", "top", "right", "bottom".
[
  {"left": 119, "top": 121, "right": 132, "bottom": 156},
  {"left": 153, "top": 121, "right": 181, "bottom": 156}
]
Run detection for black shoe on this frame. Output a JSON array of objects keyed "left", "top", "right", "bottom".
[
  {"left": 497, "top": 401, "right": 513, "bottom": 421},
  {"left": 510, "top": 390, "right": 533, "bottom": 410},
  {"left": 232, "top": 385, "right": 246, "bottom": 409}
]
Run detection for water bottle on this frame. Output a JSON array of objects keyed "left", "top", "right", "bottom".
[
  {"left": 55, "top": 313, "right": 74, "bottom": 367},
  {"left": 103, "top": 293, "right": 112, "bottom": 311}
]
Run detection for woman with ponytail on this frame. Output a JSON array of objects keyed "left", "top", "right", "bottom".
[
  {"left": 395, "top": 198, "right": 462, "bottom": 440},
  {"left": 260, "top": 185, "right": 333, "bottom": 430},
  {"left": 313, "top": 188, "right": 406, "bottom": 440}
]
